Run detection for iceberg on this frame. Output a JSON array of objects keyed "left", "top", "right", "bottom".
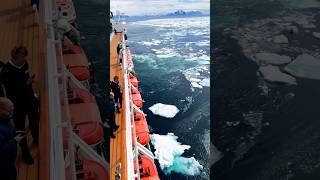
[
  {"left": 255, "top": 53, "right": 291, "bottom": 65},
  {"left": 259, "top": 65, "right": 297, "bottom": 85},
  {"left": 284, "top": 54, "right": 320, "bottom": 80},
  {"left": 148, "top": 103, "right": 179, "bottom": 118},
  {"left": 151, "top": 133, "right": 203, "bottom": 176}
]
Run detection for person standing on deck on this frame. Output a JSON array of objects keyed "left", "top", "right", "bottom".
[
  {"left": 117, "top": 42, "right": 123, "bottom": 64},
  {"left": 109, "top": 92, "right": 119, "bottom": 138},
  {"left": 0, "top": 97, "right": 24, "bottom": 180},
  {"left": 110, "top": 76, "right": 122, "bottom": 113},
  {"left": 2, "top": 46, "right": 40, "bottom": 164},
  {"left": 31, "top": 0, "right": 39, "bottom": 10}
]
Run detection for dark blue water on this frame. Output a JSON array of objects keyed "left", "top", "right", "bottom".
[
  {"left": 126, "top": 17, "right": 210, "bottom": 180},
  {"left": 73, "top": 0, "right": 110, "bottom": 159}
]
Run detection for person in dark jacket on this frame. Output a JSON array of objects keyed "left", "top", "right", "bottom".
[
  {"left": 0, "top": 97, "right": 24, "bottom": 180},
  {"left": 109, "top": 92, "right": 119, "bottom": 138},
  {"left": 110, "top": 76, "right": 122, "bottom": 113},
  {"left": 117, "top": 43, "right": 123, "bottom": 64},
  {"left": 2, "top": 46, "right": 39, "bottom": 164}
]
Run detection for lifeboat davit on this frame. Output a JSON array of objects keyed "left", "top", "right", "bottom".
[
  {"left": 64, "top": 53, "right": 91, "bottom": 81},
  {"left": 134, "top": 116, "right": 150, "bottom": 145},
  {"left": 130, "top": 74, "right": 139, "bottom": 87},
  {"left": 131, "top": 88, "right": 143, "bottom": 108},
  {"left": 135, "top": 155, "right": 160, "bottom": 180},
  {"left": 64, "top": 89, "right": 104, "bottom": 146},
  {"left": 127, "top": 49, "right": 133, "bottom": 65},
  {"left": 66, "top": 159, "right": 108, "bottom": 180},
  {"left": 56, "top": 0, "right": 77, "bottom": 23}
]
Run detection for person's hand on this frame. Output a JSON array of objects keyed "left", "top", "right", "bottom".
[
  {"left": 26, "top": 74, "right": 36, "bottom": 85},
  {"left": 14, "top": 134, "right": 24, "bottom": 143}
]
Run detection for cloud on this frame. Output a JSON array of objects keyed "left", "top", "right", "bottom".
[{"left": 110, "top": 0, "right": 210, "bottom": 16}]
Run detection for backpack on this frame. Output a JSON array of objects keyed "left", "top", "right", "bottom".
[{"left": 0, "top": 61, "right": 6, "bottom": 97}]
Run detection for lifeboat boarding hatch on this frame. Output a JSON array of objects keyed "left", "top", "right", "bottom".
[{"left": 110, "top": 23, "right": 157, "bottom": 180}]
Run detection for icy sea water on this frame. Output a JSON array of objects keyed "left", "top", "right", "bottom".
[
  {"left": 213, "top": 0, "right": 320, "bottom": 180},
  {"left": 126, "top": 16, "right": 210, "bottom": 180}
]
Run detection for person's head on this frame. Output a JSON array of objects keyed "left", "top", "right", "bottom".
[
  {"left": 11, "top": 46, "right": 28, "bottom": 65},
  {"left": 0, "top": 97, "right": 14, "bottom": 121},
  {"left": 113, "top": 76, "right": 119, "bottom": 82}
]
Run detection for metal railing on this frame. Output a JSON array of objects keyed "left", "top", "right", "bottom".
[
  {"left": 43, "top": 0, "right": 109, "bottom": 179},
  {"left": 120, "top": 26, "right": 156, "bottom": 179}
]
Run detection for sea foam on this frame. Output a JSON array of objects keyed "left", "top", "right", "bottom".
[{"left": 151, "top": 133, "right": 203, "bottom": 176}]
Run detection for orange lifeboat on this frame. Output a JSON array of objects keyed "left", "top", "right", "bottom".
[
  {"left": 68, "top": 88, "right": 96, "bottom": 103},
  {"left": 134, "top": 111, "right": 145, "bottom": 121},
  {"left": 66, "top": 159, "right": 108, "bottom": 180},
  {"left": 63, "top": 89, "right": 104, "bottom": 146},
  {"left": 64, "top": 53, "right": 91, "bottom": 81},
  {"left": 131, "top": 88, "right": 143, "bottom": 108},
  {"left": 130, "top": 73, "right": 139, "bottom": 87},
  {"left": 69, "top": 102, "right": 104, "bottom": 145},
  {"left": 134, "top": 116, "right": 150, "bottom": 145},
  {"left": 63, "top": 44, "right": 85, "bottom": 54},
  {"left": 135, "top": 155, "right": 160, "bottom": 180}
]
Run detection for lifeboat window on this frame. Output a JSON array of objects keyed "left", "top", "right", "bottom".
[{"left": 63, "top": 12, "right": 68, "bottom": 16}]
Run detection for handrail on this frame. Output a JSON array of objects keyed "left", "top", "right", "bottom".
[
  {"left": 122, "top": 33, "right": 135, "bottom": 179},
  {"left": 45, "top": 0, "right": 67, "bottom": 179},
  {"left": 39, "top": 0, "right": 51, "bottom": 179}
]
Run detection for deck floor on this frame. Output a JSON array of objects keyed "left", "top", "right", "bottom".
[
  {"left": 0, "top": 0, "right": 40, "bottom": 180},
  {"left": 110, "top": 32, "right": 129, "bottom": 180}
]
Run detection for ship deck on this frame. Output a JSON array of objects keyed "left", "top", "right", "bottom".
[
  {"left": 110, "top": 32, "right": 128, "bottom": 180},
  {"left": 0, "top": 0, "right": 40, "bottom": 180}
]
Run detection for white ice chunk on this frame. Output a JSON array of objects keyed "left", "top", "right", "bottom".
[
  {"left": 255, "top": 53, "right": 291, "bottom": 65},
  {"left": 200, "top": 78, "right": 210, "bottom": 87},
  {"left": 148, "top": 103, "right": 179, "bottom": 118},
  {"left": 151, "top": 133, "right": 203, "bottom": 176},
  {"left": 313, "top": 32, "right": 320, "bottom": 39},
  {"left": 284, "top": 54, "right": 320, "bottom": 80},
  {"left": 191, "top": 82, "right": 203, "bottom": 89},
  {"left": 272, "top": 35, "right": 288, "bottom": 44},
  {"left": 259, "top": 65, "right": 297, "bottom": 85}
]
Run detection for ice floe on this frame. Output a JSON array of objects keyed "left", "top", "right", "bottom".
[
  {"left": 151, "top": 133, "right": 203, "bottom": 176},
  {"left": 191, "top": 82, "right": 203, "bottom": 89},
  {"left": 259, "top": 65, "right": 297, "bottom": 85},
  {"left": 272, "top": 35, "right": 288, "bottom": 44},
  {"left": 199, "top": 78, "right": 210, "bottom": 87},
  {"left": 284, "top": 54, "right": 320, "bottom": 80},
  {"left": 313, "top": 32, "right": 320, "bottom": 39},
  {"left": 255, "top": 53, "right": 291, "bottom": 65},
  {"left": 148, "top": 103, "right": 179, "bottom": 118},
  {"left": 211, "top": 143, "right": 223, "bottom": 166}
]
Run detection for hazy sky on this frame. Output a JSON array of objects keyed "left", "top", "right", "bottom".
[{"left": 110, "top": 0, "right": 210, "bottom": 16}]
